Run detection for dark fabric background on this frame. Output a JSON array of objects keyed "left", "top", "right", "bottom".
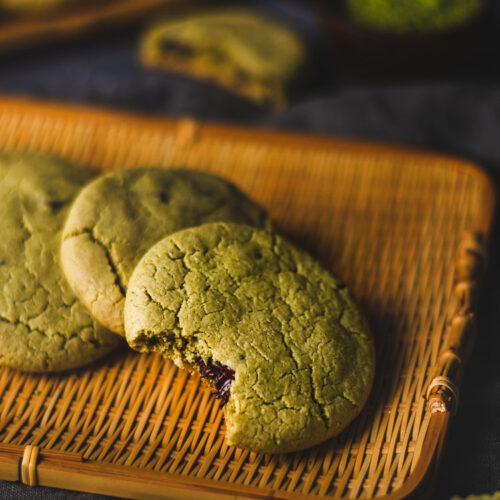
[{"left": 0, "top": 2, "right": 498, "bottom": 498}]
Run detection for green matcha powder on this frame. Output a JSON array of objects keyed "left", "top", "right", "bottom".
[{"left": 345, "top": 0, "right": 484, "bottom": 34}]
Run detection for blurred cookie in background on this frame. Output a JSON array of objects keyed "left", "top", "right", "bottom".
[{"left": 140, "top": 9, "right": 307, "bottom": 109}]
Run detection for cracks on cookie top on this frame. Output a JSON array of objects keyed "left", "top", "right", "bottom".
[
  {"left": 252, "top": 234, "right": 364, "bottom": 424},
  {"left": 0, "top": 314, "right": 105, "bottom": 354},
  {"left": 337, "top": 392, "right": 359, "bottom": 409},
  {"left": 143, "top": 287, "right": 184, "bottom": 327},
  {"left": 10, "top": 206, "right": 59, "bottom": 327},
  {"left": 0, "top": 176, "right": 118, "bottom": 368},
  {"left": 305, "top": 364, "right": 329, "bottom": 425},
  {"left": 64, "top": 227, "right": 127, "bottom": 298},
  {"left": 338, "top": 306, "right": 367, "bottom": 339},
  {"left": 7, "top": 239, "right": 54, "bottom": 332},
  {"left": 0, "top": 314, "right": 46, "bottom": 339},
  {"left": 270, "top": 299, "right": 329, "bottom": 426}
]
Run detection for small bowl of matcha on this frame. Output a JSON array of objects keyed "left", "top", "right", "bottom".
[
  {"left": 319, "top": 0, "right": 488, "bottom": 78},
  {"left": 343, "top": 0, "right": 484, "bottom": 35}
]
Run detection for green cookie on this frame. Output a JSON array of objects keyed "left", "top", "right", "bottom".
[
  {"left": 61, "top": 168, "right": 270, "bottom": 337},
  {"left": 125, "top": 223, "right": 374, "bottom": 453},
  {"left": 0, "top": 153, "right": 121, "bottom": 372},
  {"left": 140, "top": 9, "right": 306, "bottom": 109}
]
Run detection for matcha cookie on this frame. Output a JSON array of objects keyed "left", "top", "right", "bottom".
[
  {"left": 61, "top": 168, "right": 269, "bottom": 337},
  {"left": 140, "top": 9, "right": 306, "bottom": 109},
  {"left": 125, "top": 223, "right": 374, "bottom": 453},
  {"left": 0, "top": 153, "right": 121, "bottom": 372}
]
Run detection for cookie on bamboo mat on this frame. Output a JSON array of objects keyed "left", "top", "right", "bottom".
[
  {"left": 61, "top": 167, "right": 270, "bottom": 337},
  {"left": 140, "top": 9, "right": 306, "bottom": 109},
  {"left": 0, "top": 153, "right": 121, "bottom": 372},
  {"left": 125, "top": 222, "right": 375, "bottom": 453}
]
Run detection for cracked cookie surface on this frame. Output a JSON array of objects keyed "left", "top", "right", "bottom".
[
  {"left": 125, "top": 222, "right": 374, "bottom": 453},
  {"left": 0, "top": 153, "right": 122, "bottom": 372},
  {"left": 61, "top": 168, "right": 270, "bottom": 336}
]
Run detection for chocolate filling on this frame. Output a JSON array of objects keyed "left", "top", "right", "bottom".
[
  {"left": 157, "top": 191, "right": 169, "bottom": 203},
  {"left": 44, "top": 199, "right": 65, "bottom": 211},
  {"left": 160, "top": 39, "right": 195, "bottom": 58},
  {"left": 196, "top": 357, "right": 235, "bottom": 406}
]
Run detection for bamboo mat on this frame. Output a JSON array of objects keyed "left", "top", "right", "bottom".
[{"left": 0, "top": 97, "right": 495, "bottom": 499}]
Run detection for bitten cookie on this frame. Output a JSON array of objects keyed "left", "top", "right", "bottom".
[
  {"left": 61, "top": 168, "right": 270, "bottom": 336},
  {"left": 0, "top": 153, "right": 121, "bottom": 372},
  {"left": 140, "top": 9, "right": 306, "bottom": 109},
  {"left": 125, "top": 223, "right": 374, "bottom": 453}
]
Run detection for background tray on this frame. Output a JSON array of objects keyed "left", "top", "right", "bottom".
[
  {"left": 0, "top": 97, "right": 495, "bottom": 499},
  {"left": 0, "top": 0, "right": 187, "bottom": 53}
]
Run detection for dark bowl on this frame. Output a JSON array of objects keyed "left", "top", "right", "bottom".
[{"left": 317, "top": 1, "right": 490, "bottom": 80}]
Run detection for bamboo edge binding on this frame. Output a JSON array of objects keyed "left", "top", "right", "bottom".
[
  {"left": 426, "top": 230, "right": 486, "bottom": 415},
  {"left": 20, "top": 445, "right": 39, "bottom": 487}
]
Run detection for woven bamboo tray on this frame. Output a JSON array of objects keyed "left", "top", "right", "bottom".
[
  {"left": 0, "top": 0, "right": 187, "bottom": 53},
  {"left": 0, "top": 96, "right": 495, "bottom": 499}
]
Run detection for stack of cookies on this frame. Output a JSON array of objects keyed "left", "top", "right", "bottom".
[{"left": 0, "top": 153, "right": 374, "bottom": 453}]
